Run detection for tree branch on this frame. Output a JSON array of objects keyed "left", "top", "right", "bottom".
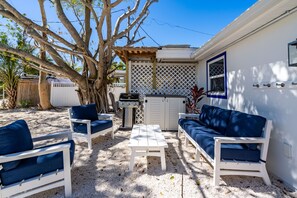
[
  {"left": 53, "top": 0, "right": 86, "bottom": 49},
  {"left": 0, "top": 0, "right": 77, "bottom": 50},
  {"left": 130, "top": 12, "right": 149, "bottom": 42},
  {"left": 113, "top": 0, "right": 140, "bottom": 37},
  {"left": 127, "top": 36, "right": 145, "bottom": 46},
  {"left": 0, "top": 43, "right": 84, "bottom": 84},
  {"left": 111, "top": 0, "right": 123, "bottom": 8},
  {"left": 0, "top": 43, "right": 60, "bottom": 73},
  {"left": 110, "top": 0, "right": 158, "bottom": 46},
  {"left": 54, "top": 0, "right": 97, "bottom": 78}
]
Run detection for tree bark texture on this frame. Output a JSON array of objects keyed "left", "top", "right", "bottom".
[{"left": 5, "top": 85, "right": 17, "bottom": 109}]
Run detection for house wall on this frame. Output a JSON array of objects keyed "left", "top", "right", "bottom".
[{"left": 197, "top": 11, "right": 297, "bottom": 189}]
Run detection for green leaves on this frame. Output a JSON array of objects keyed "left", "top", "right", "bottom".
[{"left": 0, "top": 20, "right": 37, "bottom": 108}]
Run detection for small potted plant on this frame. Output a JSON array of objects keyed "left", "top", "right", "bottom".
[{"left": 186, "top": 85, "right": 205, "bottom": 113}]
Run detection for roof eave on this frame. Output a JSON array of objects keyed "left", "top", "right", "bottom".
[{"left": 192, "top": 0, "right": 297, "bottom": 61}]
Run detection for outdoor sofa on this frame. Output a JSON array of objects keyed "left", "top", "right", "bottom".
[{"left": 178, "top": 105, "right": 272, "bottom": 186}]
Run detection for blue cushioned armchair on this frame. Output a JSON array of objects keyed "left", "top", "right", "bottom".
[
  {"left": 69, "top": 103, "right": 114, "bottom": 150},
  {"left": 0, "top": 120, "right": 75, "bottom": 198}
]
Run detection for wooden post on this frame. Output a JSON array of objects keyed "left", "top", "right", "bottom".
[
  {"left": 124, "top": 51, "right": 129, "bottom": 93},
  {"left": 152, "top": 57, "right": 157, "bottom": 89}
]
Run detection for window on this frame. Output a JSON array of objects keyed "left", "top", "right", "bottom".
[{"left": 206, "top": 52, "right": 227, "bottom": 99}]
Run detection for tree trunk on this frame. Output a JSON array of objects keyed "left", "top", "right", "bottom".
[
  {"left": 38, "top": 71, "right": 52, "bottom": 110},
  {"left": 5, "top": 86, "right": 17, "bottom": 109},
  {"left": 38, "top": 0, "right": 52, "bottom": 110},
  {"left": 77, "top": 79, "right": 109, "bottom": 113}
]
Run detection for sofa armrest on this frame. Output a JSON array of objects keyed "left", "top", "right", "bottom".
[
  {"left": 214, "top": 136, "right": 266, "bottom": 144},
  {"left": 0, "top": 144, "right": 71, "bottom": 164},
  {"left": 179, "top": 113, "right": 200, "bottom": 119}
]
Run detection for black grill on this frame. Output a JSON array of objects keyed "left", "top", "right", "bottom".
[{"left": 118, "top": 93, "right": 140, "bottom": 129}]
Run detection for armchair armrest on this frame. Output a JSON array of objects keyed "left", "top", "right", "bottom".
[
  {"left": 0, "top": 144, "right": 71, "bottom": 164},
  {"left": 32, "top": 131, "right": 72, "bottom": 142},
  {"left": 98, "top": 113, "right": 114, "bottom": 120},
  {"left": 214, "top": 136, "right": 266, "bottom": 144},
  {"left": 179, "top": 113, "right": 200, "bottom": 119},
  {"left": 70, "top": 118, "right": 91, "bottom": 124}
]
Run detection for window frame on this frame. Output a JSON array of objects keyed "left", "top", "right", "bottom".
[{"left": 206, "top": 52, "right": 227, "bottom": 99}]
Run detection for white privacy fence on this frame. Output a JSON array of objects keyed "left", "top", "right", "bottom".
[
  {"left": 50, "top": 82, "right": 80, "bottom": 107},
  {"left": 50, "top": 81, "right": 125, "bottom": 107}
]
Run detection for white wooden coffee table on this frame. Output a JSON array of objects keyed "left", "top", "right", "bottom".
[{"left": 128, "top": 124, "right": 168, "bottom": 171}]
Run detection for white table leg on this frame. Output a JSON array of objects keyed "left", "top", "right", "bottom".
[
  {"left": 160, "top": 148, "right": 166, "bottom": 171},
  {"left": 129, "top": 148, "right": 136, "bottom": 171}
]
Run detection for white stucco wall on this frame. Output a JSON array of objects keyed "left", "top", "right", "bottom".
[{"left": 197, "top": 11, "right": 297, "bottom": 189}]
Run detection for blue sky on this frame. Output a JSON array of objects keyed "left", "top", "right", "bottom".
[
  {"left": 142, "top": 0, "right": 257, "bottom": 47},
  {"left": 4, "top": 0, "right": 257, "bottom": 48}
]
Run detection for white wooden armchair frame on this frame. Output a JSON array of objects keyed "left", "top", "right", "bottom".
[
  {"left": 68, "top": 109, "right": 115, "bottom": 150},
  {"left": 178, "top": 113, "right": 273, "bottom": 186},
  {"left": 0, "top": 131, "right": 73, "bottom": 198}
]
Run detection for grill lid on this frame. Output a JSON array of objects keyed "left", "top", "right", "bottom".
[{"left": 119, "top": 93, "right": 139, "bottom": 101}]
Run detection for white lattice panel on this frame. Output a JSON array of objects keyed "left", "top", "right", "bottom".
[{"left": 130, "top": 61, "right": 196, "bottom": 123}]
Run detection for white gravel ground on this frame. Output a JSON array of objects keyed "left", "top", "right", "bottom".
[{"left": 0, "top": 108, "right": 296, "bottom": 198}]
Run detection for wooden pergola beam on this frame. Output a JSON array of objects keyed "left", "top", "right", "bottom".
[{"left": 113, "top": 46, "right": 159, "bottom": 93}]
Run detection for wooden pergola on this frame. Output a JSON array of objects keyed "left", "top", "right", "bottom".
[
  {"left": 113, "top": 47, "right": 159, "bottom": 92},
  {"left": 113, "top": 46, "right": 159, "bottom": 63}
]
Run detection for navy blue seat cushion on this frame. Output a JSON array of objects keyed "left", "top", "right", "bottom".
[
  {"left": 225, "top": 111, "right": 267, "bottom": 150},
  {"left": 192, "top": 130, "right": 260, "bottom": 162},
  {"left": 199, "top": 105, "right": 213, "bottom": 126},
  {"left": 71, "top": 103, "right": 98, "bottom": 122},
  {"left": 187, "top": 126, "right": 222, "bottom": 140},
  {"left": 208, "top": 106, "right": 231, "bottom": 135},
  {"left": 0, "top": 140, "right": 75, "bottom": 186},
  {"left": 73, "top": 119, "right": 113, "bottom": 134},
  {"left": 0, "top": 120, "right": 33, "bottom": 171}
]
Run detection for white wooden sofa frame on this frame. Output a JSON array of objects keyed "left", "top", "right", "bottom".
[
  {"left": 178, "top": 113, "right": 273, "bottom": 186},
  {"left": 68, "top": 109, "right": 115, "bottom": 150},
  {"left": 0, "top": 131, "right": 73, "bottom": 198}
]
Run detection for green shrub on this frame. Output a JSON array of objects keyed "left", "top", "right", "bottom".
[{"left": 19, "top": 100, "right": 32, "bottom": 108}]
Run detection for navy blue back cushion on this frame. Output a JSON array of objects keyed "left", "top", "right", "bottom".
[
  {"left": 208, "top": 106, "right": 231, "bottom": 135},
  {"left": 199, "top": 105, "right": 213, "bottom": 126},
  {"left": 37, "top": 140, "right": 75, "bottom": 165},
  {"left": 226, "top": 111, "right": 266, "bottom": 149},
  {"left": 71, "top": 103, "right": 98, "bottom": 121},
  {"left": 0, "top": 120, "right": 33, "bottom": 171}
]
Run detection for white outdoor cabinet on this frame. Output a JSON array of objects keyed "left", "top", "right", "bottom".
[{"left": 144, "top": 95, "right": 186, "bottom": 131}]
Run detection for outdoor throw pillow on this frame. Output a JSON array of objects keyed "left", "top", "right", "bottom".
[{"left": 0, "top": 120, "right": 34, "bottom": 171}]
